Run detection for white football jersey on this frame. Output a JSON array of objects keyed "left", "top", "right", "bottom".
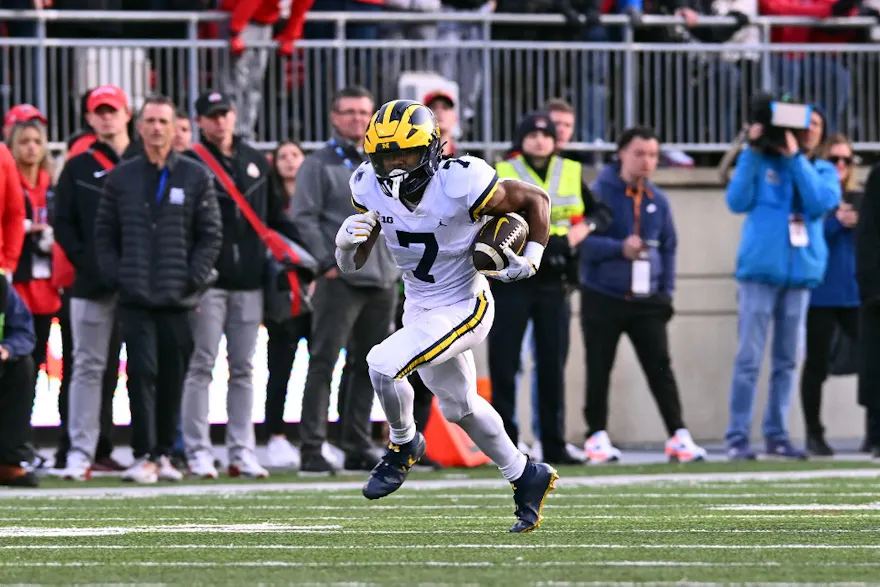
[{"left": 350, "top": 155, "right": 499, "bottom": 310}]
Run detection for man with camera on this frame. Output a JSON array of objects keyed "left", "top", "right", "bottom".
[{"left": 725, "top": 96, "right": 840, "bottom": 461}]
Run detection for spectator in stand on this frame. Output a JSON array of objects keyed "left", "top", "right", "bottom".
[
  {"left": 264, "top": 140, "right": 306, "bottom": 469},
  {"left": 3, "top": 104, "right": 48, "bottom": 141},
  {"left": 182, "top": 91, "right": 300, "bottom": 480},
  {"left": 220, "top": 0, "right": 315, "bottom": 140},
  {"left": 434, "top": 0, "right": 493, "bottom": 128},
  {"left": 759, "top": 0, "right": 858, "bottom": 131},
  {"left": 424, "top": 91, "right": 458, "bottom": 157},
  {"left": 173, "top": 109, "right": 193, "bottom": 152},
  {"left": 95, "top": 95, "right": 222, "bottom": 484},
  {"left": 53, "top": 85, "right": 138, "bottom": 481},
  {"left": 66, "top": 89, "right": 99, "bottom": 161},
  {"left": 8, "top": 120, "right": 61, "bottom": 383},
  {"left": 545, "top": 98, "right": 575, "bottom": 152},
  {"left": 309, "top": 0, "right": 382, "bottom": 41},
  {"left": 799, "top": 133, "right": 860, "bottom": 457},
  {"left": 0, "top": 274, "right": 37, "bottom": 487},
  {"left": 0, "top": 139, "right": 25, "bottom": 277},
  {"left": 380, "top": 1, "right": 440, "bottom": 102}
]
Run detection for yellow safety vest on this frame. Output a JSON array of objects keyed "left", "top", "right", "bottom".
[{"left": 495, "top": 155, "right": 584, "bottom": 236}]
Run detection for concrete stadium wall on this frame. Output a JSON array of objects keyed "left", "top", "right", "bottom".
[{"left": 471, "top": 167, "right": 868, "bottom": 447}]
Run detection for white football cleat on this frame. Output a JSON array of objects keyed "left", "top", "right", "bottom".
[
  {"left": 60, "top": 451, "right": 91, "bottom": 481},
  {"left": 187, "top": 450, "right": 219, "bottom": 480},
  {"left": 157, "top": 456, "right": 184, "bottom": 481},
  {"left": 665, "top": 428, "right": 708, "bottom": 463},
  {"left": 584, "top": 431, "right": 622, "bottom": 464},
  {"left": 228, "top": 450, "right": 269, "bottom": 479},
  {"left": 121, "top": 457, "right": 159, "bottom": 484},
  {"left": 267, "top": 435, "right": 300, "bottom": 470}
]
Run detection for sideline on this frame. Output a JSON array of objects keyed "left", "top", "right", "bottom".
[{"left": 1, "top": 468, "right": 879, "bottom": 499}]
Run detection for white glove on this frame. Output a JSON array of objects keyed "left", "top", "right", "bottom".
[
  {"left": 480, "top": 244, "right": 543, "bottom": 283},
  {"left": 335, "top": 211, "right": 378, "bottom": 251}
]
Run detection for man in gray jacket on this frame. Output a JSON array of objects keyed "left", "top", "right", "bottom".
[{"left": 290, "top": 86, "right": 400, "bottom": 474}]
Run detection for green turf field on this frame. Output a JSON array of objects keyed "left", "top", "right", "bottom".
[{"left": 2, "top": 461, "right": 879, "bottom": 585}]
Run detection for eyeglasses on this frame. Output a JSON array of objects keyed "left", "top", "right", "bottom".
[
  {"left": 828, "top": 155, "right": 853, "bottom": 166},
  {"left": 334, "top": 109, "right": 372, "bottom": 117}
]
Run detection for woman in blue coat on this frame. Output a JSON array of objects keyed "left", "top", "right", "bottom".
[{"left": 800, "top": 133, "right": 860, "bottom": 456}]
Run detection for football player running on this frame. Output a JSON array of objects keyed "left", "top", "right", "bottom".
[{"left": 335, "top": 99, "right": 558, "bottom": 533}]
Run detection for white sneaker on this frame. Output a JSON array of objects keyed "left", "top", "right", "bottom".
[
  {"left": 267, "top": 435, "right": 300, "bottom": 469},
  {"left": 529, "top": 441, "right": 544, "bottom": 461},
  {"left": 584, "top": 431, "right": 622, "bottom": 464},
  {"left": 121, "top": 457, "right": 158, "bottom": 484},
  {"left": 187, "top": 450, "right": 219, "bottom": 480},
  {"left": 665, "top": 428, "right": 708, "bottom": 463},
  {"left": 516, "top": 441, "right": 533, "bottom": 456},
  {"left": 157, "top": 456, "right": 184, "bottom": 481},
  {"left": 565, "top": 442, "right": 587, "bottom": 463},
  {"left": 60, "top": 451, "right": 91, "bottom": 481},
  {"left": 228, "top": 450, "right": 269, "bottom": 479},
  {"left": 322, "top": 442, "right": 345, "bottom": 470}
]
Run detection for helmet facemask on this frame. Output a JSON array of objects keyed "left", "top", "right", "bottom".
[{"left": 371, "top": 141, "right": 441, "bottom": 202}]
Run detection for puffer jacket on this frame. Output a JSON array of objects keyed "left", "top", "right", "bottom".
[{"left": 94, "top": 150, "right": 222, "bottom": 309}]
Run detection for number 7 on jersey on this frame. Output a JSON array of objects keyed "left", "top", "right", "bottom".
[{"left": 396, "top": 231, "right": 438, "bottom": 283}]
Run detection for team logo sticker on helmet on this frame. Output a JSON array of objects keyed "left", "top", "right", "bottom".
[{"left": 364, "top": 100, "right": 442, "bottom": 202}]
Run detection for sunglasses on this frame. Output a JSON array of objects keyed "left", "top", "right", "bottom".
[{"left": 828, "top": 155, "right": 853, "bottom": 166}]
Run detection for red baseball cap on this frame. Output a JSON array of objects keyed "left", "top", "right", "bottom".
[
  {"left": 4, "top": 104, "right": 47, "bottom": 128},
  {"left": 86, "top": 85, "right": 129, "bottom": 113},
  {"left": 423, "top": 90, "right": 455, "bottom": 108}
]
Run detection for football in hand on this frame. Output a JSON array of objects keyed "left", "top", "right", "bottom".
[{"left": 472, "top": 212, "right": 529, "bottom": 272}]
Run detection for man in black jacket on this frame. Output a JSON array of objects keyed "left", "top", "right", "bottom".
[
  {"left": 52, "top": 84, "right": 138, "bottom": 480},
  {"left": 180, "top": 91, "right": 299, "bottom": 480},
  {"left": 856, "top": 165, "right": 880, "bottom": 460},
  {"left": 95, "top": 95, "right": 222, "bottom": 484}
]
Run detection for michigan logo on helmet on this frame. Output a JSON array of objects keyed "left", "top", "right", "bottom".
[{"left": 364, "top": 100, "right": 442, "bottom": 202}]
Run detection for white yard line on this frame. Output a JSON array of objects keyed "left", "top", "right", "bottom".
[
  {"left": 0, "top": 524, "right": 342, "bottom": 537},
  {"left": 0, "top": 527, "right": 876, "bottom": 535},
  {"left": 3, "top": 561, "right": 880, "bottom": 568},
  {"left": 2, "top": 468, "right": 879, "bottom": 499},
  {"left": 534, "top": 583, "right": 879, "bottom": 587},
  {"left": 2, "top": 543, "right": 880, "bottom": 550},
  {"left": 712, "top": 504, "right": 880, "bottom": 511},
  {"left": 320, "top": 492, "right": 880, "bottom": 499}
]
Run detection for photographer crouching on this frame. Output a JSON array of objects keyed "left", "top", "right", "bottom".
[{"left": 724, "top": 95, "right": 840, "bottom": 460}]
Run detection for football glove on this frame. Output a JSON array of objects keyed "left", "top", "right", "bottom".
[
  {"left": 335, "top": 211, "right": 378, "bottom": 251},
  {"left": 480, "top": 246, "right": 537, "bottom": 283}
]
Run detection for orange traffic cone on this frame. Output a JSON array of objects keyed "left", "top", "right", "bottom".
[{"left": 423, "top": 397, "right": 492, "bottom": 468}]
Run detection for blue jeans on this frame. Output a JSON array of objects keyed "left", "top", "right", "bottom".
[
  {"left": 578, "top": 26, "right": 610, "bottom": 144},
  {"left": 726, "top": 281, "right": 810, "bottom": 447}
]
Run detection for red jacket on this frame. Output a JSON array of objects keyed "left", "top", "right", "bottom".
[
  {"left": 14, "top": 168, "right": 62, "bottom": 316},
  {"left": 221, "top": 0, "right": 316, "bottom": 43},
  {"left": 759, "top": 0, "right": 858, "bottom": 44},
  {"left": 0, "top": 143, "right": 25, "bottom": 274}
]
